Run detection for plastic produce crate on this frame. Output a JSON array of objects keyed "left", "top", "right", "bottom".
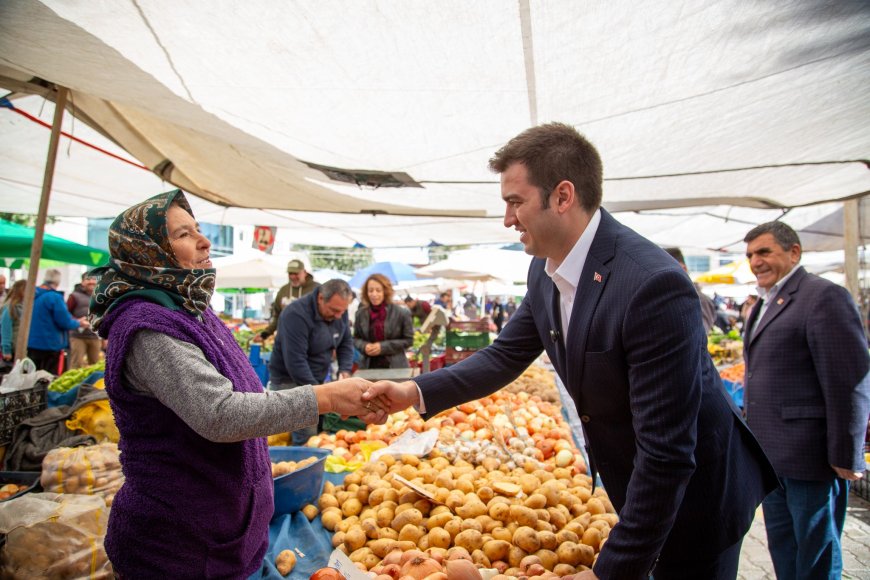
[
  {"left": 268, "top": 446, "right": 330, "bottom": 518},
  {"left": 0, "top": 382, "right": 47, "bottom": 447},
  {"left": 721, "top": 379, "right": 744, "bottom": 409},
  {"left": 445, "top": 348, "right": 477, "bottom": 366},
  {"left": 249, "top": 344, "right": 270, "bottom": 387},
  {"left": 445, "top": 320, "right": 492, "bottom": 350}
]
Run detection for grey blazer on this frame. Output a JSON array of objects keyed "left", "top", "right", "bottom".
[
  {"left": 743, "top": 266, "right": 870, "bottom": 481},
  {"left": 353, "top": 303, "right": 414, "bottom": 369}
]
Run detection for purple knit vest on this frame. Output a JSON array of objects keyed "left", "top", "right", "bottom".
[{"left": 100, "top": 300, "right": 271, "bottom": 578}]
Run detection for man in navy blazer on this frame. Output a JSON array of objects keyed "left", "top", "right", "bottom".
[
  {"left": 363, "top": 123, "right": 777, "bottom": 579},
  {"left": 742, "top": 221, "right": 870, "bottom": 579}
]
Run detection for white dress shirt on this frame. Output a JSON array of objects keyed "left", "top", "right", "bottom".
[
  {"left": 544, "top": 209, "right": 602, "bottom": 339},
  {"left": 416, "top": 208, "right": 601, "bottom": 411},
  {"left": 750, "top": 264, "right": 799, "bottom": 338}
]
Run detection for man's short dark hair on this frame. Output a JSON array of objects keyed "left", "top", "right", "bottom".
[
  {"left": 488, "top": 122, "right": 603, "bottom": 213},
  {"left": 664, "top": 248, "right": 686, "bottom": 265},
  {"left": 744, "top": 221, "right": 802, "bottom": 250},
  {"left": 320, "top": 279, "right": 352, "bottom": 302}
]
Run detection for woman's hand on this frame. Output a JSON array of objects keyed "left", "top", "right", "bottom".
[
  {"left": 314, "top": 378, "right": 389, "bottom": 423},
  {"left": 364, "top": 342, "right": 382, "bottom": 356}
]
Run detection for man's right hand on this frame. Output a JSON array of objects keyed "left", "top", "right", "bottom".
[{"left": 362, "top": 380, "right": 420, "bottom": 418}]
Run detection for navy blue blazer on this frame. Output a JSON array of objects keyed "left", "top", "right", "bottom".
[
  {"left": 416, "top": 210, "right": 777, "bottom": 579},
  {"left": 743, "top": 266, "right": 870, "bottom": 481}
]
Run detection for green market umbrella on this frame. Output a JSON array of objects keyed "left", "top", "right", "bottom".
[{"left": 0, "top": 219, "right": 109, "bottom": 267}]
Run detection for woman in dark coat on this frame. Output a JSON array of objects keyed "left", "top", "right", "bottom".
[{"left": 353, "top": 273, "right": 414, "bottom": 369}]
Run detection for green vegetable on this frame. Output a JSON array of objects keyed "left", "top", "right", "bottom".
[{"left": 48, "top": 360, "right": 106, "bottom": 393}]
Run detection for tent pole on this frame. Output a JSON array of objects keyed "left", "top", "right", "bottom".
[
  {"left": 843, "top": 199, "right": 859, "bottom": 302},
  {"left": 14, "top": 86, "right": 69, "bottom": 363}
]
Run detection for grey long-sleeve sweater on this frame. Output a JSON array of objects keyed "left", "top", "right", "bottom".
[{"left": 123, "top": 329, "right": 318, "bottom": 443}]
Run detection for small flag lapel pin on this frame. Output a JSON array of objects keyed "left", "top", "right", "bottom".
[{"left": 593, "top": 272, "right": 602, "bottom": 283}]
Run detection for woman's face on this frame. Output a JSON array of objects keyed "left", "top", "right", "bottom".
[
  {"left": 366, "top": 279, "right": 385, "bottom": 306},
  {"left": 167, "top": 204, "right": 212, "bottom": 269}
]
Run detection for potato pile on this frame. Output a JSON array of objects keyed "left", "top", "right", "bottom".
[
  {"left": 499, "top": 365, "right": 559, "bottom": 403},
  {"left": 271, "top": 455, "right": 321, "bottom": 477},
  {"left": 319, "top": 454, "right": 617, "bottom": 577},
  {"left": 306, "top": 385, "right": 584, "bottom": 478},
  {"left": 40, "top": 442, "right": 123, "bottom": 506},
  {"left": 0, "top": 493, "right": 113, "bottom": 579}
]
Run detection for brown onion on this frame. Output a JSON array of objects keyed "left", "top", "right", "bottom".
[
  {"left": 400, "top": 550, "right": 427, "bottom": 566},
  {"left": 401, "top": 557, "right": 443, "bottom": 580},
  {"left": 445, "top": 559, "right": 483, "bottom": 580},
  {"left": 382, "top": 550, "right": 404, "bottom": 567}
]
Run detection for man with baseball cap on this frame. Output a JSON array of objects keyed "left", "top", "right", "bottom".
[{"left": 259, "top": 259, "right": 320, "bottom": 340}]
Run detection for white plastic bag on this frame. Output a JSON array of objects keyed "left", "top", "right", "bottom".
[
  {"left": 368, "top": 428, "right": 439, "bottom": 463},
  {"left": 0, "top": 358, "right": 39, "bottom": 394}
]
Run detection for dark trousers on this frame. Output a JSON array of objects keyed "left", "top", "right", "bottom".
[
  {"left": 653, "top": 537, "right": 743, "bottom": 580},
  {"left": 27, "top": 348, "right": 61, "bottom": 374},
  {"left": 762, "top": 476, "right": 848, "bottom": 580}
]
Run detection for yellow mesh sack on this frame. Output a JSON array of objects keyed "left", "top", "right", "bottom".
[{"left": 65, "top": 400, "right": 120, "bottom": 443}]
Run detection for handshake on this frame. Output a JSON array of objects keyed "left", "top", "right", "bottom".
[{"left": 314, "top": 378, "right": 422, "bottom": 424}]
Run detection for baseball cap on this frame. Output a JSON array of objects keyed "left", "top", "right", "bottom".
[{"left": 287, "top": 259, "right": 305, "bottom": 273}]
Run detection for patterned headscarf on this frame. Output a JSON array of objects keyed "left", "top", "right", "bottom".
[{"left": 89, "top": 190, "right": 216, "bottom": 332}]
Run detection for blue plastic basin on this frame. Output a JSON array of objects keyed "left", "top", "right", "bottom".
[{"left": 268, "top": 446, "right": 331, "bottom": 518}]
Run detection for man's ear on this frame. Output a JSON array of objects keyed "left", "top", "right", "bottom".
[{"left": 554, "top": 180, "right": 575, "bottom": 214}]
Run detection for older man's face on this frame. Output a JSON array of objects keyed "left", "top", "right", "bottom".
[
  {"left": 317, "top": 293, "right": 351, "bottom": 321},
  {"left": 82, "top": 277, "right": 97, "bottom": 294},
  {"left": 288, "top": 270, "right": 307, "bottom": 287}
]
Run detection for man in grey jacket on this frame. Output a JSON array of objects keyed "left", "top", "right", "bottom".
[{"left": 259, "top": 259, "right": 320, "bottom": 341}]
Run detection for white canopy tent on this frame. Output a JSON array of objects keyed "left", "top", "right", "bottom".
[
  {"left": 0, "top": 0, "right": 868, "bottom": 224},
  {"left": 211, "top": 253, "right": 292, "bottom": 289},
  {"left": 416, "top": 249, "right": 532, "bottom": 283},
  {"left": 8, "top": 94, "right": 866, "bottom": 252}
]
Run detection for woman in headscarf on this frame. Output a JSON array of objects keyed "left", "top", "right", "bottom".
[
  {"left": 91, "top": 190, "right": 383, "bottom": 578},
  {"left": 353, "top": 273, "right": 414, "bottom": 369}
]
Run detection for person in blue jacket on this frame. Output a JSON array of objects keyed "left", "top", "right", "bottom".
[{"left": 27, "top": 269, "right": 88, "bottom": 373}]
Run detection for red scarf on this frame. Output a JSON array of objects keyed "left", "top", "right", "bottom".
[{"left": 369, "top": 303, "right": 387, "bottom": 342}]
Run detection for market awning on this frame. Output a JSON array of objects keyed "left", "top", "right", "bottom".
[
  {"left": 0, "top": 219, "right": 108, "bottom": 267},
  {"left": 694, "top": 259, "right": 755, "bottom": 285},
  {"left": 1, "top": 0, "right": 868, "bottom": 221}
]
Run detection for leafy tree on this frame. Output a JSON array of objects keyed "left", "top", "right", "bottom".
[
  {"left": 291, "top": 244, "right": 373, "bottom": 276},
  {"left": 429, "top": 243, "right": 468, "bottom": 263},
  {"left": 0, "top": 213, "right": 57, "bottom": 227}
]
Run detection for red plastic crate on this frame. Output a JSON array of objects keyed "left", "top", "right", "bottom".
[
  {"left": 445, "top": 348, "right": 476, "bottom": 366},
  {"left": 430, "top": 354, "right": 446, "bottom": 370},
  {"left": 410, "top": 354, "right": 446, "bottom": 373}
]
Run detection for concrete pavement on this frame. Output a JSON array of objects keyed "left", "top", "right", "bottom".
[{"left": 738, "top": 491, "right": 870, "bottom": 579}]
